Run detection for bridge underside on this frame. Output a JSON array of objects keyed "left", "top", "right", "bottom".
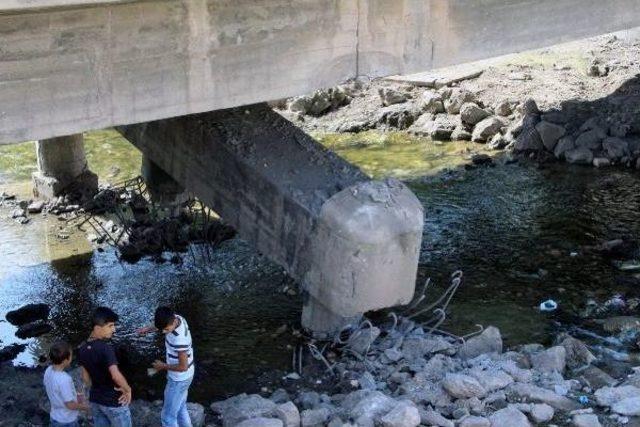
[
  {"left": 116, "top": 104, "right": 424, "bottom": 335},
  {"left": 1, "top": 0, "right": 640, "bottom": 144}
]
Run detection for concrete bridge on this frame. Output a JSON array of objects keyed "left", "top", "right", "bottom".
[{"left": 2, "top": 0, "right": 640, "bottom": 335}]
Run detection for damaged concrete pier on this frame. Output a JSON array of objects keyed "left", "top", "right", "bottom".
[{"left": 118, "top": 105, "right": 424, "bottom": 334}]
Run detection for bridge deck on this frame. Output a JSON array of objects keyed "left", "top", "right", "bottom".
[{"left": 1, "top": 0, "right": 639, "bottom": 144}]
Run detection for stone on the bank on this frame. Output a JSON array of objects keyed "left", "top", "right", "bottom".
[
  {"left": 560, "top": 336, "right": 596, "bottom": 369},
  {"left": 472, "top": 117, "right": 504, "bottom": 143},
  {"left": 459, "top": 326, "right": 502, "bottom": 360},
  {"left": 443, "top": 374, "right": 486, "bottom": 399},
  {"left": 460, "top": 416, "right": 490, "bottom": 427},
  {"left": 460, "top": 103, "right": 490, "bottom": 126},
  {"left": 499, "top": 361, "right": 532, "bottom": 383},
  {"left": 612, "top": 397, "right": 640, "bottom": 416},
  {"left": 575, "top": 129, "right": 605, "bottom": 150},
  {"left": 297, "top": 392, "right": 321, "bottom": 410},
  {"left": 542, "top": 110, "right": 569, "bottom": 125},
  {"left": 594, "top": 385, "right": 640, "bottom": 407},
  {"left": 358, "top": 371, "right": 376, "bottom": 390},
  {"left": 0, "top": 343, "right": 27, "bottom": 363},
  {"left": 236, "top": 418, "right": 283, "bottom": 427},
  {"left": 383, "top": 348, "right": 403, "bottom": 363},
  {"left": 514, "top": 123, "right": 543, "bottom": 151},
  {"left": 509, "top": 383, "right": 579, "bottom": 411},
  {"left": 520, "top": 99, "right": 540, "bottom": 116},
  {"left": 300, "top": 408, "right": 330, "bottom": 427},
  {"left": 27, "top": 201, "right": 45, "bottom": 214},
  {"left": 593, "top": 157, "right": 610, "bottom": 167},
  {"left": 421, "top": 92, "right": 445, "bottom": 114},
  {"left": 289, "top": 87, "right": 350, "bottom": 116},
  {"left": 376, "top": 103, "right": 419, "bottom": 129},
  {"left": 419, "top": 408, "right": 453, "bottom": 427},
  {"left": 488, "top": 133, "right": 509, "bottom": 150},
  {"left": 211, "top": 394, "right": 277, "bottom": 427},
  {"left": 15, "top": 320, "right": 52, "bottom": 339},
  {"left": 530, "top": 346, "right": 566, "bottom": 373},
  {"left": 494, "top": 100, "right": 513, "bottom": 117},
  {"left": 565, "top": 148, "right": 594, "bottom": 165},
  {"left": 6, "top": 303, "right": 50, "bottom": 326},
  {"left": 379, "top": 88, "right": 408, "bottom": 106},
  {"left": 452, "top": 126, "right": 472, "bottom": 141},
  {"left": 469, "top": 369, "right": 514, "bottom": 392},
  {"left": 275, "top": 402, "right": 300, "bottom": 427},
  {"left": 10, "top": 208, "right": 26, "bottom": 218},
  {"left": 572, "top": 413, "right": 602, "bottom": 427},
  {"left": 602, "top": 137, "right": 629, "bottom": 160},
  {"left": 342, "top": 390, "right": 395, "bottom": 422},
  {"left": 187, "top": 403, "right": 205, "bottom": 427},
  {"left": 380, "top": 401, "right": 420, "bottom": 427},
  {"left": 488, "top": 407, "right": 531, "bottom": 427},
  {"left": 577, "top": 366, "right": 616, "bottom": 390},
  {"left": 445, "top": 89, "right": 477, "bottom": 114},
  {"left": 535, "top": 121, "right": 566, "bottom": 151},
  {"left": 431, "top": 115, "right": 457, "bottom": 141},
  {"left": 530, "top": 403, "right": 554, "bottom": 423},
  {"left": 346, "top": 326, "right": 380, "bottom": 355}
]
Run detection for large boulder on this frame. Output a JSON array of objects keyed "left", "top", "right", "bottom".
[
  {"left": 15, "top": 320, "right": 53, "bottom": 339},
  {"left": 602, "top": 137, "right": 629, "bottom": 161},
  {"left": 472, "top": 117, "right": 505, "bottom": 143},
  {"left": 274, "top": 402, "right": 300, "bottom": 427},
  {"left": 530, "top": 346, "right": 566, "bottom": 374},
  {"left": 430, "top": 115, "right": 458, "bottom": 141},
  {"left": 445, "top": 89, "right": 477, "bottom": 114},
  {"left": 514, "top": 116, "right": 543, "bottom": 151},
  {"left": 565, "top": 148, "right": 594, "bottom": 165},
  {"left": 342, "top": 390, "right": 395, "bottom": 424},
  {"left": 558, "top": 335, "right": 596, "bottom": 369},
  {"left": 379, "top": 88, "right": 408, "bottom": 106},
  {"left": 460, "top": 103, "right": 491, "bottom": 126},
  {"left": 376, "top": 104, "right": 419, "bottom": 130},
  {"left": 530, "top": 403, "right": 554, "bottom": 423},
  {"left": 554, "top": 136, "right": 575, "bottom": 159},
  {"left": 458, "top": 326, "right": 502, "bottom": 360},
  {"left": 6, "top": 303, "right": 50, "bottom": 326},
  {"left": 421, "top": 92, "right": 445, "bottom": 114},
  {"left": 535, "top": 121, "right": 566, "bottom": 151},
  {"left": 594, "top": 385, "right": 640, "bottom": 407},
  {"left": 612, "top": 397, "right": 640, "bottom": 416},
  {"left": 575, "top": 129, "right": 605, "bottom": 150},
  {"left": 211, "top": 394, "right": 277, "bottom": 427}
]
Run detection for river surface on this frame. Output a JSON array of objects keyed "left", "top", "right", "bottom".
[{"left": 1, "top": 130, "right": 639, "bottom": 400}]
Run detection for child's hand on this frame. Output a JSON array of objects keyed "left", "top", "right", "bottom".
[
  {"left": 115, "top": 387, "right": 132, "bottom": 406},
  {"left": 152, "top": 360, "right": 166, "bottom": 371}
]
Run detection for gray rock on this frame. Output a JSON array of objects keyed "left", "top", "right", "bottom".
[
  {"left": 383, "top": 348, "right": 403, "bottom": 363},
  {"left": 542, "top": 110, "right": 569, "bottom": 125},
  {"left": 565, "top": 148, "right": 594, "bottom": 165},
  {"left": 575, "top": 129, "right": 605, "bottom": 150},
  {"left": 342, "top": 390, "right": 395, "bottom": 422},
  {"left": 498, "top": 361, "right": 532, "bottom": 383},
  {"left": 301, "top": 408, "right": 330, "bottom": 427},
  {"left": 379, "top": 88, "right": 408, "bottom": 106},
  {"left": 536, "top": 121, "right": 566, "bottom": 151},
  {"left": 469, "top": 369, "right": 514, "bottom": 392},
  {"left": 559, "top": 336, "right": 595, "bottom": 369},
  {"left": 376, "top": 104, "right": 419, "bottom": 130},
  {"left": 472, "top": 117, "right": 505, "bottom": 143},
  {"left": 586, "top": 59, "right": 609, "bottom": 77},
  {"left": 593, "top": 157, "right": 611, "bottom": 167},
  {"left": 552, "top": 136, "right": 575, "bottom": 159},
  {"left": 236, "top": 418, "right": 283, "bottom": 427},
  {"left": 211, "top": 394, "right": 277, "bottom": 427},
  {"left": 488, "top": 407, "right": 531, "bottom": 427},
  {"left": 27, "top": 201, "right": 45, "bottom": 214},
  {"left": 430, "top": 115, "right": 458, "bottom": 141},
  {"left": 576, "top": 366, "right": 616, "bottom": 390},
  {"left": 612, "top": 397, "right": 640, "bottom": 416},
  {"left": 519, "top": 98, "right": 540, "bottom": 116},
  {"left": 11, "top": 208, "right": 26, "bottom": 218},
  {"left": 514, "top": 120, "right": 543, "bottom": 151},
  {"left": 445, "top": 89, "right": 477, "bottom": 114},
  {"left": 289, "top": 88, "right": 350, "bottom": 116},
  {"left": 488, "top": 133, "right": 509, "bottom": 150},
  {"left": 188, "top": 403, "right": 206, "bottom": 427},
  {"left": 270, "top": 389, "right": 291, "bottom": 404},
  {"left": 530, "top": 346, "right": 566, "bottom": 374},
  {"left": 347, "top": 327, "right": 380, "bottom": 355},
  {"left": 442, "top": 374, "right": 487, "bottom": 399},
  {"left": 451, "top": 126, "right": 472, "bottom": 141},
  {"left": 421, "top": 92, "right": 445, "bottom": 114},
  {"left": 274, "top": 402, "right": 300, "bottom": 427},
  {"left": 459, "top": 326, "right": 503, "bottom": 360},
  {"left": 572, "top": 413, "right": 602, "bottom": 427},
  {"left": 494, "top": 100, "right": 513, "bottom": 117},
  {"left": 419, "top": 408, "right": 453, "bottom": 427},
  {"left": 380, "top": 401, "right": 421, "bottom": 427},
  {"left": 602, "top": 137, "right": 629, "bottom": 160},
  {"left": 594, "top": 385, "right": 640, "bottom": 407},
  {"left": 460, "top": 103, "right": 491, "bottom": 126},
  {"left": 460, "top": 416, "right": 490, "bottom": 427},
  {"left": 509, "top": 383, "right": 580, "bottom": 411},
  {"left": 530, "top": 403, "right": 554, "bottom": 423},
  {"left": 358, "top": 371, "right": 377, "bottom": 390}
]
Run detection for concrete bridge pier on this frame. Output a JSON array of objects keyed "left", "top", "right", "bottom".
[
  {"left": 32, "top": 134, "right": 98, "bottom": 200},
  {"left": 117, "top": 104, "right": 424, "bottom": 336},
  {"left": 141, "top": 156, "right": 190, "bottom": 207}
]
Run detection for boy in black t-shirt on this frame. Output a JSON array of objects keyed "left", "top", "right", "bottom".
[{"left": 77, "top": 307, "right": 132, "bottom": 427}]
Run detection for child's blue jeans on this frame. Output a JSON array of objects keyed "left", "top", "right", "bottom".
[{"left": 161, "top": 376, "right": 193, "bottom": 427}]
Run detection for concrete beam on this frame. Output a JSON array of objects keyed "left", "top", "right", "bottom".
[
  {"left": 117, "top": 104, "right": 424, "bottom": 335},
  {"left": 2, "top": 0, "right": 640, "bottom": 144}
]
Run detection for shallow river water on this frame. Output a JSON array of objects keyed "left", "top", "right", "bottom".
[{"left": 1, "top": 130, "right": 639, "bottom": 401}]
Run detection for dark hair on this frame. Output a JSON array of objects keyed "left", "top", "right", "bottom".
[
  {"left": 49, "top": 341, "right": 72, "bottom": 365},
  {"left": 91, "top": 307, "right": 119, "bottom": 327},
  {"left": 154, "top": 306, "right": 175, "bottom": 330}
]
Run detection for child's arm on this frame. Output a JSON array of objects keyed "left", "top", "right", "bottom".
[
  {"left": 80, "top": 366, "right": 92, "bottom": 388},
  {"left": 64, "top": 400, "right": 90, "bottom": 411},
  {"left": 136, "top": 325, "right": 157, "bottom": 335},
  {"left": 108, "top": 365, "right": 132, "bottom": 405},
  {"left": 153, "top": 351, "right": 190, "bottom": 372}
]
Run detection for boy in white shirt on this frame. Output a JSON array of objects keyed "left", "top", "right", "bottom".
[
  {"left": 139, "top": 306, "right": 195, "bottom": 427},
  {"left": 43, "top": 341, "right": 89, "bottom": 427}
]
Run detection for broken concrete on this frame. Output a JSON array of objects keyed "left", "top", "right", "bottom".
[{"left": 117, "top": 104, "right": 423, "bottom": 335}]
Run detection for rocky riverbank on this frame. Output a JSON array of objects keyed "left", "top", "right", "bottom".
[{"left": 277, "top": 33, "right": 640, "bottom": 171}]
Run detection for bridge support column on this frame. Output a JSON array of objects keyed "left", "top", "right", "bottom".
[
  {"left": 141, "top": 156, "right": 189, "bottom": 207},
  {"left": 117, "top": 104, "right": 423, "bottom": 336},
  {"left": 32, "top": 134, "right": 98, "bottom": 200}
]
